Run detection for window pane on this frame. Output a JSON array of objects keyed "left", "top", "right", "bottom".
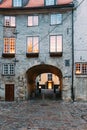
[
  {"left": 4, "top": 16, "right": 15, "bottom": 27},
  {"left": 3, "top": 64, "right": 14, "bottom": 75},
  {"left": 28, "top": 16, "right": 38, "bottom": 26},
  {"left": 33, "top": 37, "right": 39, "bottom": 52},
  {"left": 82, "top": 64, "right": 87, "bottom": 74},
  {"left": 57, "top": 14, "right": 62, "bottom": 24},
  {"left": 10, "top": 64, "right": 14, "bottom": 75},
  {"left": 13, "top": 0, "right": 22, "bottom": 7},
  {"left": 9, "top": 38, "right": 15, "bottom": 53},
  {"left": 57, "top": 36, "right": 62, "bottom": 52},
  {"left": 46, "top": 0, "right": 54, "bottom": 5},
  {"left": 48, "top": 73, "right": 52, "bottom": 81},
  {"left": 75, "top": 64, "right": 81, "bottom": 74},
  {"left": 33, "top": 16, "right": 38, "bottom": 26},
  {"left": 10, "top": 17, "right": 15, "bottom": 27},
  {"left": 28, "top": 16, "right": 33, "bottom": 26},
  {"left": 27, "top": 37, "right": 39, "bottom": 53},
  {"left": 50, "top": 36, "right": 56, "bottom": 52},
  {"left": 51, "top": 14, "right": 62, "bottom": 25},
  {"left": 27, "top": 37, "right": 33, "bottom": 52},
  {"left": 3, "top": 64, "right": 8, "bottom": 75},
  {"left": 4, "top": 38, "right": 9, "bottom": 53},
  {"left": 4, "top": 38, "right": 15, "bottom": 54},
  {"left": 51, "top": 14, "right": 56, "bottom": 25},
  {"left": 4, "top": 16, "right": 10, "bottom": 26}
]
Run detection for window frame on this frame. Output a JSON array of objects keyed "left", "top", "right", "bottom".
[
  {"left": 28, "top": 15, "right": 39, "bottom": 27},
  {"left": 4, "top": 16, "right": 16, "bottom": 27},
  {"left": 2, "top": 37, "right": 16, "bottom": 58},
  {"left": 49, "top": 35, "right": 63, "bottom": 57},
  {"left": 45, "top": 0, "right": 56, "bottom": 6},
  {"left": 2, "top": 63, "right": 15, "bottom": 76},
  {"left": 13, "top": 0, "right": 22, "bottom": 7},
  {"left": 75, "top": 63, "right": 87, "bottom": 75},
  {"left": 50, "top": 14, "right": 62, "bottom": 25},
  {"left": 26, "top": 36, "right": 39, "bottom": 57}
]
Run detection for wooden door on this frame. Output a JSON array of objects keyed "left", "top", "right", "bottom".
[{"left": 5, "top": 84, "right": 14, "bottom": 101}]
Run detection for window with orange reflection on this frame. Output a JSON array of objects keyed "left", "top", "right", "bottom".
[
  {"left": 4, "top": 38, "right": 15, "bottom": 54},
  {"left": 27, "top": 37, "right": 39, "bottom": 53},
  {"left": 75, "top": 63, "right": 87, "bottom": 75}
]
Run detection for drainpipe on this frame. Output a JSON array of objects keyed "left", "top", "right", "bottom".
[{"left": 71, "top": 8, "right": 75, "bottom": 102}]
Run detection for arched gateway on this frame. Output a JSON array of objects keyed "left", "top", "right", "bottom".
[{"left": 26, "top": 64, "right": 63, "bottom": 100}]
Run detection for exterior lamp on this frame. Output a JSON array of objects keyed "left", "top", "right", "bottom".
[{"left": 39, "top": 86, "right": 41, "bottom": 93}]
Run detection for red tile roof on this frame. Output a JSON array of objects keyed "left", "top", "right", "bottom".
[{"left": 0, "top": 0, "right": 73, "bottom": 8}]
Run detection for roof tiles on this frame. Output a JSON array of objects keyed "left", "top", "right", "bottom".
[{"left": 0, "top": 0, "right": 73, "bottom": 8}]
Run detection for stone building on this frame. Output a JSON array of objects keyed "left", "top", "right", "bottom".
[
  {"left": 74, "top": 0, "right": 87, "bottom": 101},
  {"left": 0, "top": 0, "right": 74, "bottom": 101}
]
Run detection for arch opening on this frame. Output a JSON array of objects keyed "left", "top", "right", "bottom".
[{"left": 26, "top": 64, "right": 63, "bottom": 100}]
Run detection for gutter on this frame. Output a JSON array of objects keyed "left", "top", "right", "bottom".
[
  {"left": 71, "top": 8, "right": 75, "bottom": 102},
  {"left": 0, "top": 3, "right": 74, "bottom": 11}
]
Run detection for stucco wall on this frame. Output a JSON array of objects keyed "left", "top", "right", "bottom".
[{"left": 74, "top": 0, "right": 87, "bottom": 101}]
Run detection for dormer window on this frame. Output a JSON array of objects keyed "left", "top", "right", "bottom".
[
  {"left": 0, "top": 0, "right": 2, "bottom": 3},
  {"left": 13, "top": 0, "right": 22, "bottom": 7},
  {"left": 45, "top": 0, "right": 55, "bottom": 6}
]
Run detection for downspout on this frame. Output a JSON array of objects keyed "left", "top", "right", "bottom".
[{"left": 71, "top": 7, "right": 75, "bottom": 101}]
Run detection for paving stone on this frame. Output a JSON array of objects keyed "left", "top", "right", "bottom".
[{"left": 0, "top": 100, "right": 87, "bottom": 130}]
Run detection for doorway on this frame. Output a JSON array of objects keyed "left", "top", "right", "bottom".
[{"left": 5, "top": 84, "right": 14, "bottom": 101}]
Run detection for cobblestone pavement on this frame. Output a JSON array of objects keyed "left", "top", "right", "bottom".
[{"left": 0, "top": 100, "right": 87, "bottom": 130}]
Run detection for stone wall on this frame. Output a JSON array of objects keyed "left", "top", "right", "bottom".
[{"left": 0, "top": 10, "right": 73, "bottom": 101}]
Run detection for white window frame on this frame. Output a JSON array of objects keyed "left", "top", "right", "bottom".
[
  {"left": 46, "top": 0, "right": 55, "bottom": 6},
  {"left": 50, "top": 35, "right": 62, "bottom": 53},
  {"left": 51, "top": 14, "right": 62, "bottom": 25},
  {"left": 13, "top": 0, "right": 22, "bottom": 7},
  {"left": 28, "top": 16, "right": 38, "bottom": 26},
  {"left": 3, "top": 38, "right": 15, "bottom": 54},
  {"left": 2, "top": 64, "right": 15, "bottom": 75},
  {"left": 75, "top": 63, "right": 87, "bottom": 75},
  {"left": 4, "top": 16, "right": 16, "bottom": 27},
  {"left": 27, "top": 36, "right": 39, "bottom": 53}
]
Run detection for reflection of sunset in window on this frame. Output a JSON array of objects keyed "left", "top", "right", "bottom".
[
  {"left": 27, "top": 42, "right": 32, "bottom": 52},
  {"left": 76, "top": 64, "right": 81, "bottom": 74},
  {"left": 10, "top": 38, "right": 15, "bottom": 53},
  {"left": 27, "top": 37, "right": 39, "bottom": 53},
  {"left": 50, "top": 35, "right": 62, "bottom": 52},
  {"left": 4, "top": 38, "right": 15, "bottom": 53}
]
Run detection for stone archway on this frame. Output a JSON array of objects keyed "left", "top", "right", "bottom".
[{"left": 26, "top": 64, "right": 63, "bottom": 100}]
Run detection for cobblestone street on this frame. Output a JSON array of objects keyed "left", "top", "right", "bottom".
[{"left": 0, "top": 100, "right": 87, "bottom": 130}]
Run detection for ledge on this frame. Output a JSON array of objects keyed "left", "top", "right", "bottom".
[
  {"left": 26, "top": 53, "right": 39, "bottom": 58},
  {"left": 50, "top": 52, "right": 62, "bottom": 57},
  {"left": 2, "top": 53, "right": 15, "bottom": 58}
]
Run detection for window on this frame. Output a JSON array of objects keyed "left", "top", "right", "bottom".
[
  {"left": 50, "top": 35, "right": 62, "bottom": 56},
  {"left": 51, "top": 14, "right": 62, "bottom": 25},
  {"left": 13, "top": 0, "right": 22, "bottom": 7},
  {"left": 3, "top": 64, "right": 15, "bottom": 75},
  {"left": 48, "top": 73, "right": 52, "bottom": 81},
  {"left": 0, "top": 0, "right": 2, "bottom": 3},
  {"left": 3, "top": 38, "right": 15, "bottom": 54},
  {"left": 75, "top": 63, "right": 87, "bottom": 75},
  {"left": 28, "top": 16, "right": 38, "bottom": 26},
  {"left": 45, "top": 0, "right": 55, "bottom": 6},
  {"left": 26, "top": 36, "right": 39, "bottom": 57},
  {"left": 4, "top": 16, "right": 15, "bottom": 27}
]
